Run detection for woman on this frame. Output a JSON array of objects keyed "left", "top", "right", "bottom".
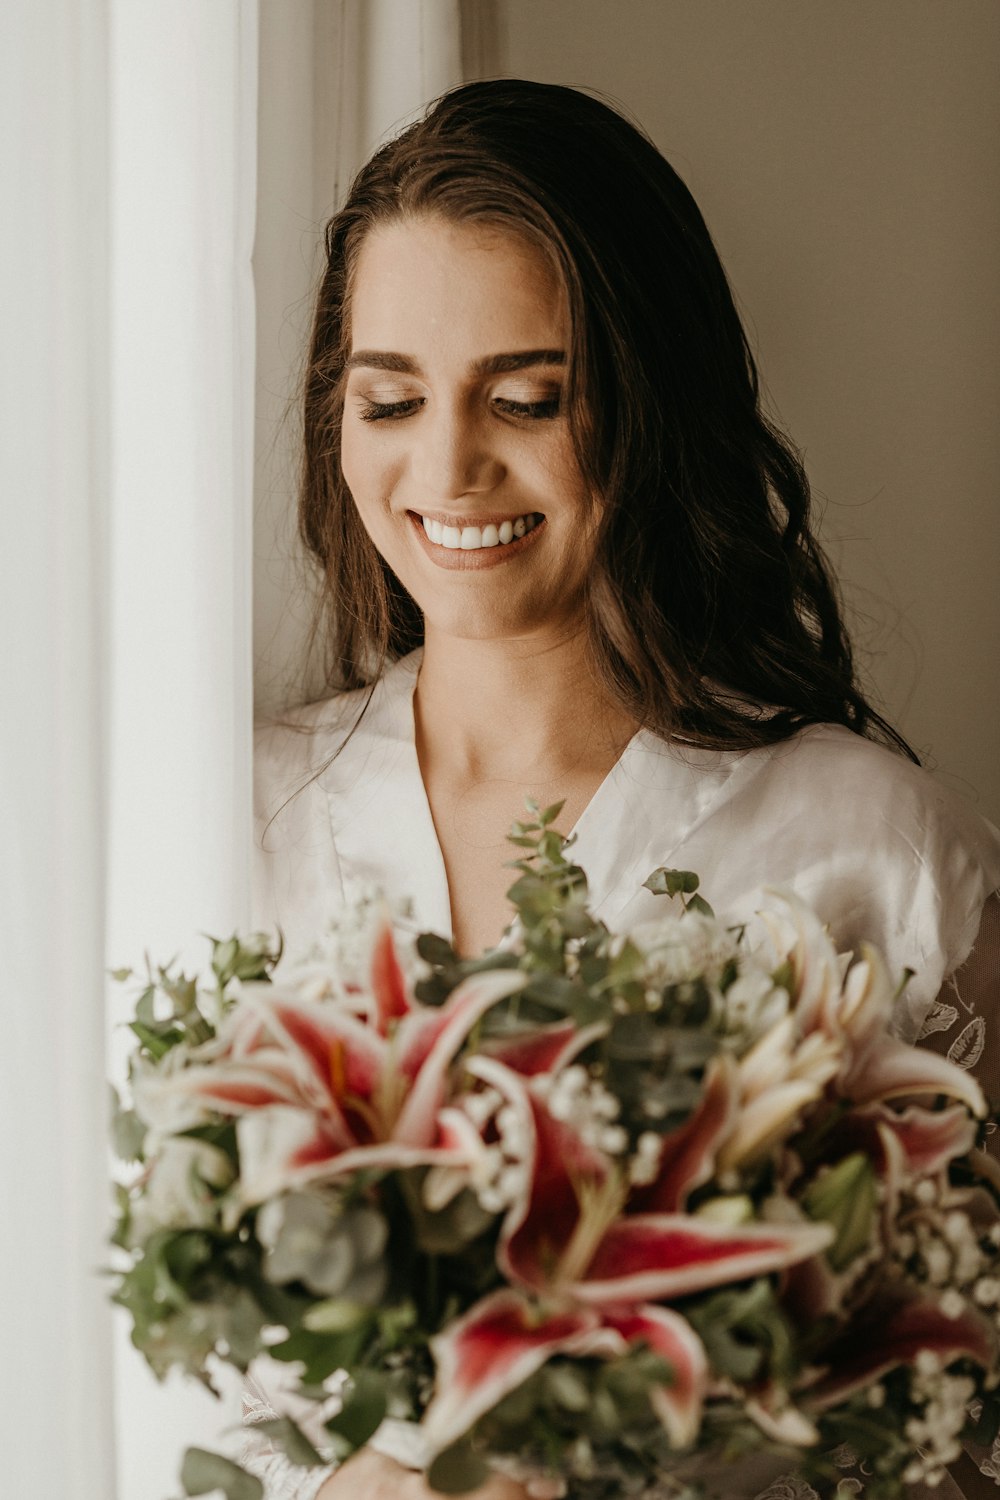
[{"left": 249, "top": 79, "right": 1000, "bottom": 1500}]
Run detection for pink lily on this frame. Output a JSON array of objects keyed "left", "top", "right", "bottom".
[
  {"left": 807, "top": 1292, "right": 997, "bottom": 1408},
  {"left": 422, "top": 1056, "right": 832, "bottom": 1455},
  {"left": 760, "top": 897, "right": 986, "bottom": 1116},
  {"left": 137, "top": 920, "right": 526, "bottom": 1206}
]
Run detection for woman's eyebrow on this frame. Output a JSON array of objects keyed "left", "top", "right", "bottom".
[
  {"left": 473, "top": 349, "right": 566, "bottom": 375},
  {"left": 344, "top": 349, "right": 566, "bottom": 375}
]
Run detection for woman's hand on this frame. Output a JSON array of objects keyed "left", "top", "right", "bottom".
[{"left": 316, "top": 1448, "right": 532, "bottom": 1499}]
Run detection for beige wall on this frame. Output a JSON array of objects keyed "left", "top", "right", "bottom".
[{"left": 489, "top": 0, "right": 1000, "bottom": 822}]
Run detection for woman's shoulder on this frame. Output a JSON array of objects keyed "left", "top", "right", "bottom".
[{"left": 760, "top": 721, "right": 998, "bottom": 849}]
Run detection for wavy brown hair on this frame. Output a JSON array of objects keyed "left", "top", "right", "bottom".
[{"left": 300, "top": 78, "right": 913, "bottom": 757}]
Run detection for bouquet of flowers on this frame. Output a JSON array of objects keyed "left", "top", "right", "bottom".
[{"left": 110, "top": 806, "right": 1000, "bottom": 1500}]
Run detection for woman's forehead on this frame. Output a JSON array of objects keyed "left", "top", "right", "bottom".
[{"left": 347, "top": 214, "right": 568, "bottom": 360}]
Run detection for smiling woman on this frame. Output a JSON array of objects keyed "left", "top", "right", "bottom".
[
  {"left": 341, "top": 219, "right": 592, "bottom": 623},
  {"left": 249, "top": 78, "right": 1000, "bottom": 1500}
]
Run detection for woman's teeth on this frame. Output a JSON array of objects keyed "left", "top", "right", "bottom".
[{"left": 420, "top": 513, "right": 542, "bottom": 550}]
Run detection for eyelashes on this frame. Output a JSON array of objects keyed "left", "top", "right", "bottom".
[
  {"left": 358, "top": 398, "right": 422, "bottom": 423},
  {"left": 356, "top": 395, "right": 562, "bottom": 424}
]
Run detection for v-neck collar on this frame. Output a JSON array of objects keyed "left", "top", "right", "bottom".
[{"left": 324, "top": 651, "right": 749, "bottom": 945}]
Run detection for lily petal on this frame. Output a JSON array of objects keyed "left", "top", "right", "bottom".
[
  {"left": 371, "top": 918, "right": 411, "bottom": 1033},
  {"left": 847, "top": 1033, "right": 986, "bottom": 1116},
  {"left": 474, "top": 1060, "right": 611, "bottom": 1293},
  {"left": 392, "top": 970, "right": 527, "bottom": 1148},
  {"left": 422, "top": 1288, "right": 623, "bottom": 1455},
  {"left": 717, "top": 1080, "right": 824, "bottom": 1171},
  {"left": 575, "top": 1214, "right": 834, "bottom": 1303},
  {"left": 484, "top": 1020, "right": 608, "bottom": 1078},
  {"left": 603, "top": 1306, "right": 708, "bottom": 1449},
  {"left": 235, "top": 1105, "right": 479, "bottom": 1207},
  {"left": 137, "top": 1056, "right": 316, "bottom": 1116},
  {"left": 810, "top": 1294, "right": 997, "bottom": 1407},
  {"left": 632, "top": 1055, "right": 739, "bottom": 1214},
  {"left": 240, "top": 992, "right": 387, "bottom": 1123},
  {"left": 826, "top": 1103, "right": 978, "bottom": 1182}
]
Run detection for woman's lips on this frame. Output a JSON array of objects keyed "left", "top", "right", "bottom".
[{"left": 407, "top": 511, "right": 547, "bottom": 569}]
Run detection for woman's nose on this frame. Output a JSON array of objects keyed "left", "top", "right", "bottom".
[{"left": 411, "top": 402, "right": 502, "bottom": 501}]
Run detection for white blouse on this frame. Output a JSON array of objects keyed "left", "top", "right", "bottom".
[{"left": 248, "top": 650, "right": 1000, "bottom": 1500}]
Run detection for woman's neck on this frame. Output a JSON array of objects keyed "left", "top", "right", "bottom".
[{"left": 413, "top": 626, "right": 638, "bottom": 782}]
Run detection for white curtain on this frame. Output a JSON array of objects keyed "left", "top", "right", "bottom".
[
  {"left": 107, "top": 4, "right": 259, "bottom": 1496},
  {"left": 0, "top": 2, "right": 116, "bottom": 1497},
  {"left": 0, "top": 1, "right": 466, "bottom": 1495}
]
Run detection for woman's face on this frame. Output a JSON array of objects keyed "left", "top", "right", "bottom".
[{"left": 340, "top": 214, "right": 596, "bottom": 646}]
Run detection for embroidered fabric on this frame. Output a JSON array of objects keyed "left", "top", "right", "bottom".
[{"left": 244, "top": 658, "right": 1000, "bottom": 1498}]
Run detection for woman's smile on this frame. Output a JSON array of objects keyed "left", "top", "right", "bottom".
[
  {"left": 408, "top": 509, "right": 546, "bottom": 568},
  {"left": 340, "top": 215, "right": 596, "bottom": 641}
]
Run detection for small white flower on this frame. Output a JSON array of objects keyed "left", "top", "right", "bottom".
[
  {"left": 939, "top": 1288, "right": 966, "bottom": 1319},
  {"left": 973, "top": 1276, "right": 1000, "bottom": 1307},
  {"left": 598, "top": 1124, "right": 628, "bottom": 1156}
]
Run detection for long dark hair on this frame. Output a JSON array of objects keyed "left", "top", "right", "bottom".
[{"left": 300, "top": 78, "right": 914, "bottom": 757}]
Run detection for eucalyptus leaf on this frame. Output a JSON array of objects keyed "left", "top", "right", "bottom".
[
  {"left": 426, "top": 1440, "right": 491, "bottom": 1495},
  {"left": 416, "top": 932, "right": 458, "bottom": 965},
  {"left": 324, "top": 1369, "right": 387, "bottom": 1449},
  {"left": 136, "top": 983, "right": 158, "bottom": 1025},
  {"left": 685, "top": 893, "right": 715, "bottom": 917},
  {"left": 643, "top": 867, "right": 700, "bottom": 898},
  {"left": 302, "top": 1298, "right": 370, "bottom": 1334},
  {"left": 180, "top": 1448, "right": 263, "bottom": 1500},
  {"left": 252, "top": 1416, "right": 325, "bottom": 1468},
  {"left": 270, "top": 1325, "right": 369, "bottom": 1384}
]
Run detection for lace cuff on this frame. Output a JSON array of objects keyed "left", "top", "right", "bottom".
[
  {"left": 241, "top": 1362, "right": 430, "bottom": 1499},
  {"left": 241, "top": 1364, "right": 338, "bottom": 1500}
]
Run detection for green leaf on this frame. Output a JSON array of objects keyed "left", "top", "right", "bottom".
[
  {"left": 128, "top": 1018, "right": 185, "bottom": 1060},
  {"left": 111, "top": 1108, "right": 146, "bottom": 1161},
  {"left": 324, "top": 1370, "right": 387, "bottom": 1450},
  {"left": 643, "top": 867, "right": 700, "bottom": 898},
  {"left": 180, "top": 1447, "right": 263, "bottom": 1500},
  {"left": 426, "top": 1440, "right": 491, "bottom": 1495},
  {"left": 803, "top": 1153, "right": 877, "bottom": 1272},
  {"left": 109, "top": 965, "right": 133, "bottom": 982},
  {"left": 416, "top": 932, "right": 457, "bottom": 965},
  {"left": 270, "top": 1326, "right": 368, "bottom": 1384},
  {"left": 686, "top": 893, "right": 716, "bottom": 918},
  {"left": 302, "top": 1298, "right": 370, "bottom": 1334},
  {"left": 538, "top": 799, "right": 566, "bottom": 827},
  {"left": 136, "top": 984, "right": 158, "bottom": 1026},
  {"left": 251, "top": 1417, "right": 325, "bottom": 1469}
]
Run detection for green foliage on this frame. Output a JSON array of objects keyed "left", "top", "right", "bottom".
[
  {"left": 686, "top": 1280, "right": 797, "bottom": 1388},
  {"left": 111, "top": 931, "right": 282, "bottom": 1071},
  {"left": 109, "top": 1083, "right": 147, "bottom": 1162},
  {"left": 112, "top": 1228, "right": 271, "bottom": 1381},
  {"left": 180, "top": 1448, "right": 262, "bottom": 1500},
  {"left": 803, "top": 1152, "right": 877, "bottom": 1272},
  {"left": 250, "top": 1417, "right": 325, "bottom": 1468},
  {"left": 643, "top": 867, "right": 715, "bottom": 918},
  {"left": 426, "top": 1440, "right": 492, "bottom": 1494},
  {"left": 323, "top": 1369, "right": 388, "bottom": 1452}
]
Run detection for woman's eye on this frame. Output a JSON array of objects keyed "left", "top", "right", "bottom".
[
  {"left": 492, "top": 395, "right": 562, "bottom": 420},
  {"left": 357, "top": 397, "right": 423, "bottom": 423}
]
